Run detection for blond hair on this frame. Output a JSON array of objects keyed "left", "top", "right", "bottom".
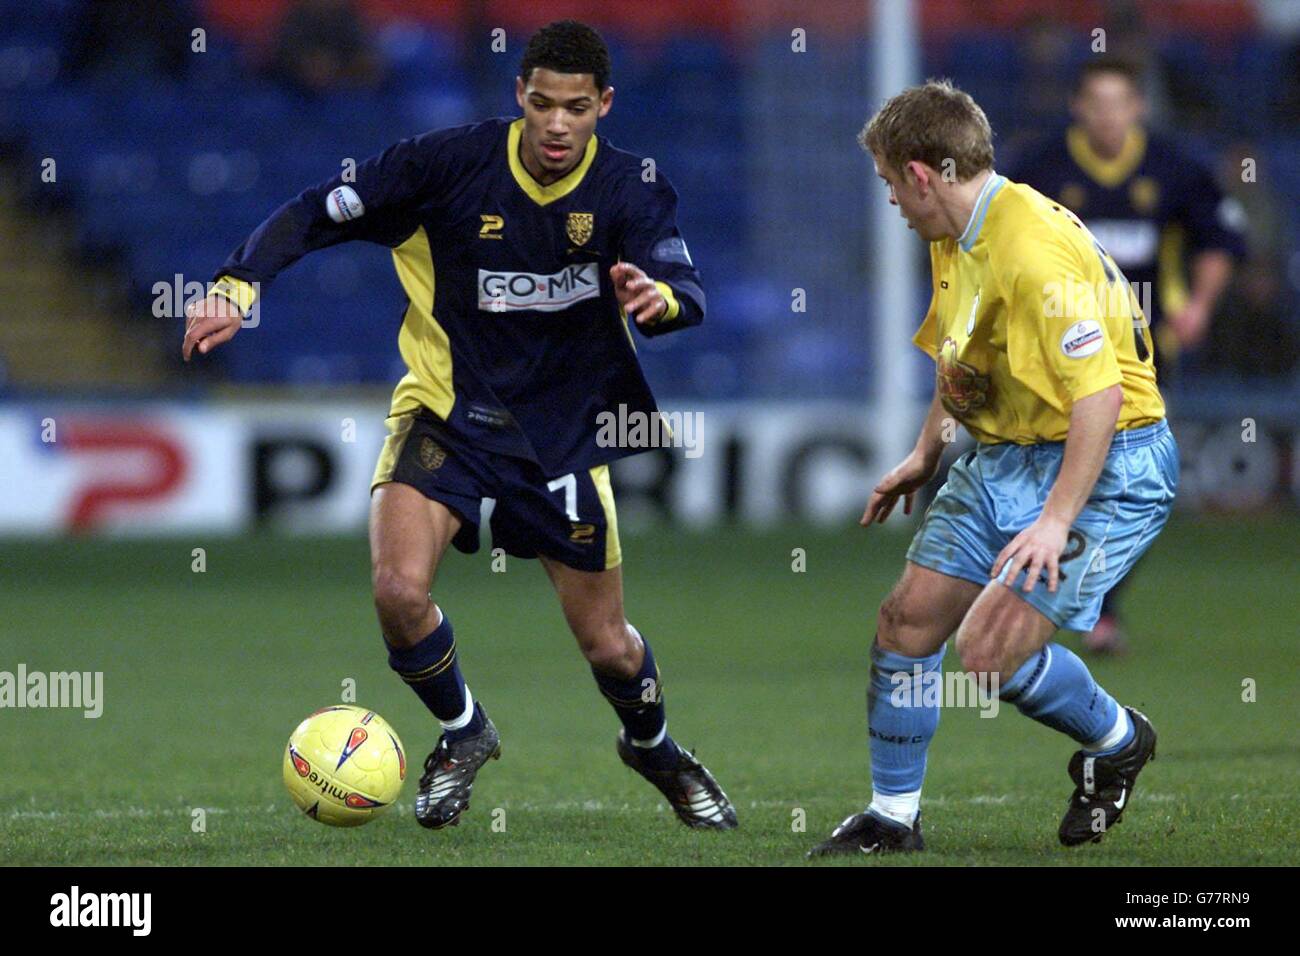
[{"left": 860, "top": 79, "right": 994, "bottom": 181}]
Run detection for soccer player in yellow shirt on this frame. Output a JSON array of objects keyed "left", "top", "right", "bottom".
[{"left": 811, "top": 81, "right": 1178, "bottom": 856}]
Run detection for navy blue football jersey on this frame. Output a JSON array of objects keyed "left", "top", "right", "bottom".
[
  {"left": 213, "top": 117, "right": 704, "bottom": 476},
  {"left": 1010, "top": 126, "right": 1246, "bottom": 330}
]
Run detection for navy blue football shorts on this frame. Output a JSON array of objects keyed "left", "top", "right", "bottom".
[{"left": 371, "top": 409, "right": 622, "bottom": 573}]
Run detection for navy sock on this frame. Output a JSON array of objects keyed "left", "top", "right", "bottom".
[
  {"left": 1000, "top": 643, "right": 1133, "bottom": 752},
  {"left": 386, "top": 610, "right": 484, "bottom": 743},
  {"left": 867, "top": 641, "right": 943, "bottom": 824},
  {"left": 592, "top": 630, "right": 677, "bottom": 770}
]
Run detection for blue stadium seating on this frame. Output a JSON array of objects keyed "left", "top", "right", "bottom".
[{"left": 1, "top": 13, "right": 1295, "bottom": 399}]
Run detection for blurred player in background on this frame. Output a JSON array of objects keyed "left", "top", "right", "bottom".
[
  {"left": 811, "top": 81, "right": 1177, "bottom": 857},
  {"left": 182, "top": 20, "right": 736, "bottom": 832},
  {"left": 1011, "top": 56, "right": 1246, "bottom": 654}
]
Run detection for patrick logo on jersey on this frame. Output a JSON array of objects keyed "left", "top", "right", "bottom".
[{"left": 936, "top": 336, "right": 992, "bottom": 416}]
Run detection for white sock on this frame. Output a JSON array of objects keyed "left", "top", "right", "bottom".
[
  {"left": 631, "top": 724, "right": 668, "bottom": 749},
  {"left": 439, "top": 687, "right": 475, "bottom": 732},
  {"left": 869, "top": 789, "right": 921, "bottom": 828},
  {"left": 1084, "top": 707, "right": 1132, "bottom": 754}
]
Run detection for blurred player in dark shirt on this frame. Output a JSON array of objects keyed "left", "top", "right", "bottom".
[{"left": 1011, "top": 56, "right": 1246, "bottom": 654}]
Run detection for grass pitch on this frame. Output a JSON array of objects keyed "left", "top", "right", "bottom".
[{"left": 1, "top": 514, "right": 1296, "bottom": 866}]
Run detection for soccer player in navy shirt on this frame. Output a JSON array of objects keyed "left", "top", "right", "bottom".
[
  {"left": 182, "top": 20, "right": 736, "bottom": 832},
  {"left": 1011, "top": 56, "right": 1246, "bottom": 653}
]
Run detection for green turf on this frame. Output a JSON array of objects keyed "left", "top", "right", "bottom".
[{"left": 1, "top": 514, "right": 1296, "bottom": 866}]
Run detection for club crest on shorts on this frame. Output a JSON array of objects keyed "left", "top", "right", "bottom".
[
  {"left": 566, "top": 212, "right": 594, "bottom": 246},
  {"left": 418, "top": 436, "right": 446, "bottom": 470}
]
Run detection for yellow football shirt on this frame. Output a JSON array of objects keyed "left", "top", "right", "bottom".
[{"left": 913, "top": 175, "right": 1165, "bottom": 444}]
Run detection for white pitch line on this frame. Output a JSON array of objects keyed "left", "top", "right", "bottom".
[{"left": 3, "top": 791, "right": 1275, "bottom": 823}]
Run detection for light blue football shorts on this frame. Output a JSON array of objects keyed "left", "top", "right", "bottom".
[{"left": 906, "top": 420, "right": 1179, "bottom": 631}]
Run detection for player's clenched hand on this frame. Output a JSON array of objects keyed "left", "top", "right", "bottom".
[
  {"left": 991, "top": 513, "right": 1070, "bottom": 594},
  {"left": 610, "top": 263, "right": 666, "bottom": 326},
  {"left": 183, "top": 294, "right": 243, "bottom": 361},
  {"left": 861, "top": 450, "right": 939, "bottom": 528},
  {"left": 1168, "top": 298, "right": 1211, "bottom": 349}
]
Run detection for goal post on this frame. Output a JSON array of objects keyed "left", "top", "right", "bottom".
[{"left": 869, "top": 0, "right": 924, "bottom": 475}]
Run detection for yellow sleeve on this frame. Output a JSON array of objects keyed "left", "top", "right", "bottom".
[
  {"left": 1002, "top": 235, "right": 1122, "bottom": 413},
  {"left": 653, "top": 281, "right": 680, "bottom": 321},
  {"left": 911, "top": 243, "right": 943, "bottom": 359},
  {"left": 209, "top": 275, "right": 258, "bottom": 316}
]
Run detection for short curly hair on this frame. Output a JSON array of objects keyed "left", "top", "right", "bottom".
[
  {"left": 860, "top": 79, "right": 994, "bottom": 182},
  {"left": 519, "top": 20, "right": 611, "bottom": 92}
]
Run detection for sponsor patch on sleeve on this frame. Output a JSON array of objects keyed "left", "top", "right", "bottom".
[
  {"left": 1060, "top": 319, "right": 1105, "bottom": 359},
  {"left": 651, "top": 236, "right": 692, "bottom": 267},
  {"left": 326, "top": 185, "right": 365, "bottom": 223}
]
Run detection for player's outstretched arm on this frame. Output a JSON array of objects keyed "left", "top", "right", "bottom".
[
  {"left": 182, "top": 292, "right": 245, "bottom": 361},
  {"left": 184, "top": 129, "right": 458, "bottom": 361},
  {"left": 861, "top": 392, "right": 949, "bottom": 528},
  {"left": 991, "top": 383, "right": 1122, "bottom": 593}
]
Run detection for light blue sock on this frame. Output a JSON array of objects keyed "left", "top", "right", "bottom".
[
  {"left": 1000, "top": 644, "right": 1133, "bottom": 753},
  {"left": 868, "top": 642, "right": 945, "bottom": 797}
]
